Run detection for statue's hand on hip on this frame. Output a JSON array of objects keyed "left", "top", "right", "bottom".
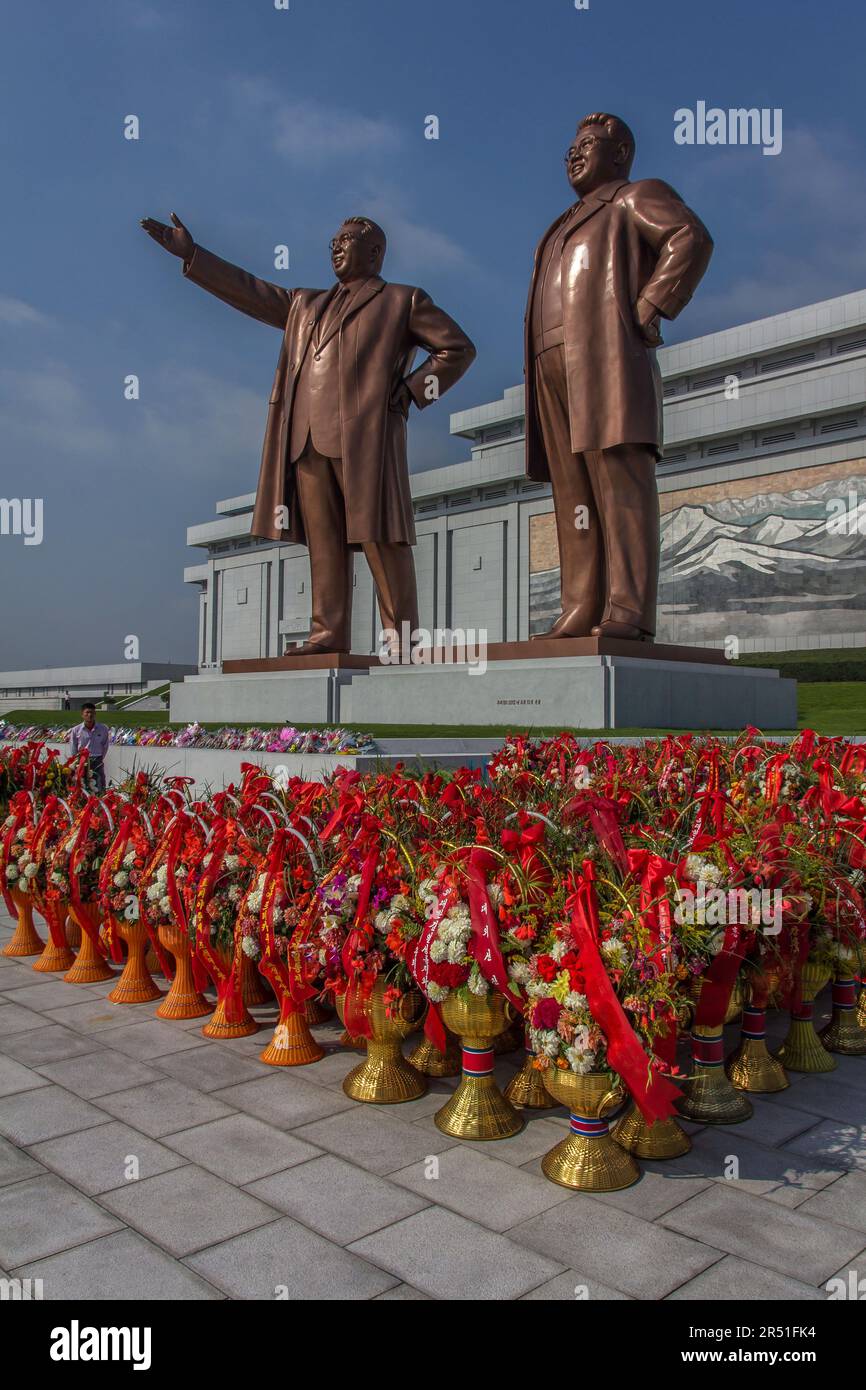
[
  {"left": 635, "top": 294, "right": 663, "bottom": 347},
  {"left": 389, "top": 380, "right": 412, "bottom": 419},
  {"left": 140, "top": 211, "right": 194, "bottom": 261}
]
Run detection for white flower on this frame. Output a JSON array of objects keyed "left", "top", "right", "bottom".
[
  {"left": 427, "top": 982, "right": 448, "bottom": 1002},
  {"left": 241, "top": 936, "right": 260, "bottom": 959},
  {"left": 550, "top": 938, "right": 568, "bottom": 962},
  {"left": 146, "top": 883, "right": 161, "bottom": 902},
  {"left": 227, "top": 885, "right": 241, "bottom": 904},
  {"left": 573, "top": 764, "right": 593, "bottom": 790},
  {"left": 23, "top": 863, "right": 39, "bottom": 879},
  {"left": 540, "top": 1030, "right": 561, "bottom": 1058},
  {"left": 685, "top": 853, "right": 722, "bottom": 887},
  {"left": 113, "top": 871, "right": 129, "bottom": 888},
  {"left": 5, "top": 862, "right": 19, "bottom": 880},
  {"left": 158, "top": 896, "right": 171, "bottom": 915},
  {"left": 565, "top": 1043, "right": 595, "bottom": 1074},
  {"left": 271, "top": 764, "right": 290, "bottom": 792},
  {"left": 224, "top": 854, "right": 240, "bottom": 871},
  {"left": 508, "top": 958, "right": 530, "bottom": 984},
  {"left": 564, "top": 990, "right": 588, "bottom": 1011},
  {"left": 467, "top": 967, "right": 490, "bottom": 996},
  {"left": 429, "top": 939, "right": 448, "bottom": 963},
  {"left": 123, "top": 850, "right": 136, "bottom": 868}
]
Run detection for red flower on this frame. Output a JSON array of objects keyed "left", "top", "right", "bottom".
[
  {"left": 532, "top": 998, "right": 562, "bottom": 1030},
  {"left": 535, "top": 954, "right": 559, "bottom": 983},
  {"left": 428, "top": 960, "right": 469, "bottom": 988}
]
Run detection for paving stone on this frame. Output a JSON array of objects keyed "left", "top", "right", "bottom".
[
  {"left": 0, "top": 959, "right": 53, "bottom": 989},
  {"left": 245, "top": 1154, "right": 430, "bottom": 1243},
  {"left": 0, "top": 1133, "right": 46, "bottom": 1187},
  {"left": 667, "top": 1254, "right": 826, "bottom": 1300},
  {"left": 796, "top": 1171, "right": 866, "bottom": 1233},
  {"left": 374, "top": 1283, "right": 431, "bottom": 1299},
  {"left": 300, "top": 1046, "right": 369, "bottom": 1090},
  {"left": 825, "top": 1246, "right": 866, "bottom": 1296},
  {"left": 510, "top": 1195, "right": 722, "bottom": 1299},
  {"left": 0, "top": 1024, "right": 102, "bottom": 1065},
  {"left": 210, "top": 1030, "right": 268, "bottom": 1055},
  {"left": 413, "top": 1110, "right": 571, "bottom": 1167},
  {"left": 369, "top": 1078, "right": 460, "bottom": 1122},
  {"left": 13, "top": 1229, "right": 225, "bottom": 1300},
  {"left": 33, "top": 1051, "right": 164, "bottom": 1099},
  {"left": 163, "top": 1114, "right": 322, "bottom": 1185},
  {"left": 766, "top": 1072, "right": 866, "bottom": 1126},
  {"left": 28, "top": 1120, "right": 187, "bottom": 1195},
  {"left": 693, "top": 1095, "right": 821, "bottom": 1147},
  {"left": 98, "top": 1164, "right": 280, "bottom": 1258},
  {"left": 149, "top": 1046, "right": 267, "bottom": 1093},
  {"left": 645, "top": 1126, "right": 843, "bottom": 1208},
  {"left": 94, "top": 1079, "right": 236, "bottom": 1138},
  {"left": 391, "top": 1144, "right": 572, "bottom": 1231},
  {"left": 3, "top": 980, "right": 110, "bottom": 1012},
  {"left": 782, "top": 1119, "right": 866, "bottom": 1173},
  {"left": 42, "top": 999, "right": 139, "bottom": 1034},
  {"left": 0, "top": 1085, "right": 109, "bottom": 1145},
  {"left": 520, "top": 1270, "right": 633, "bottom": 1299},
  {"left": 294, "top": 1105, "right": 455, "bottom": 1176},
  {"left": 349, "top": 1206, "right": 564, "bottom": 1300},
  {"left": 211, "top": 1074, "right": 355, "bottom": 1130},
  {"left": 518, "top": 1164, "right": 714, "bottom": 1221},
  {"left": 0, "top": 1053, "right": 50, "bottom": 1099},
  {"left": 0, "top": 1002, "right": 50, "bottom": 1036},
  {"left": 94, "top": 1020, "right": 210, "bottom": 1061},
  {"left": 659, "top": 1183, "right": 865, "bottom": 1284},
  {"left": 186, "top": 1214, "right": 399, "bottom": 1299},
  {"left": 0, "top": 1173, "right": 122, "bottom": 1266}
]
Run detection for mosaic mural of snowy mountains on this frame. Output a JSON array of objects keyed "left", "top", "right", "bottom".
[{"left": 657, "top": 473, "right": 866, "bottom": 641}]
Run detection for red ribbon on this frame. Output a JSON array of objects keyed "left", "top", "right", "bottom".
[{"left": 567, "top": 875, "right": 680, "bottom": 1124}]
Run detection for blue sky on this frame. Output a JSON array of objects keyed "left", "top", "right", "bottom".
[{"left": 2, "top": 0, "right": 864, "bottom": 668}]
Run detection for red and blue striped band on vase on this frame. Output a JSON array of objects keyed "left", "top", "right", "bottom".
[
  {"left": 569, "top": 1114, "right": 609, "bottom": 1137},
  {"left": 462, "top": 1045, "right": 494, "bottom": 1077},
  {"left": 832, "top": 979, "right": 857, "bottom": 1011},
  {"left": 741, "top": 1006, "right": 766, "bottom": 1040},
  {"left": 692, "top": 1029, "right": 724, "bottom": 1067},
  {"left": 792, "top": 1001, "right": 814, "bottom": 1023}
]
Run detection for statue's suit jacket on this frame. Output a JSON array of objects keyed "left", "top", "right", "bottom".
[
  {"left": 524, "top": 178, "right": 713, "bottom": 476},
  {"left": 183, "top": 246, "right": 476, "bottom": 545}
]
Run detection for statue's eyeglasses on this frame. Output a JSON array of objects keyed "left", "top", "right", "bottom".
[
  {"left": 330, "top": 233, "right": 362, "bottom": 251},
  {"left": 564, "top": 134, "right": 615, "bottom": 163}
]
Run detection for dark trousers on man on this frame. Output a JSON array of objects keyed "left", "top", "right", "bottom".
[
  {"left": 293, "top": 444, "right": 419, "bottom": 652},
  {"left": 534, "top": 345, "right": 659, "bottom": 636}
]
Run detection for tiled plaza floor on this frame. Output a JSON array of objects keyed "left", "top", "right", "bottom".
[{"left": 1, "top": 906, "right": 865, "bottom": 1300}]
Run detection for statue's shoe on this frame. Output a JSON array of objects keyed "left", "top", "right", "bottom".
[
  {"left": 289, "top": 642, "right": 349, "bottom": 656},
  {"left": 590, "top": 621, "right": 652, "bottom": 641}
]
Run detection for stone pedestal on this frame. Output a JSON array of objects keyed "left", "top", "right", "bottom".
[{"left": 170, "top": 639, "right": 796, "bottom": 731}]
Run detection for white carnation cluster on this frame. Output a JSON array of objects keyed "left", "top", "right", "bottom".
[
  {"left": 145, "top": 863, "right": 171, "bottom": 918},
  {"left": 685, "top": 853, "right": 722, "bottom": 887}
]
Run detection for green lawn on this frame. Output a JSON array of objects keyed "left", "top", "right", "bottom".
[{"left": 2, "top": 680, "right": 864, "bottom": 739}]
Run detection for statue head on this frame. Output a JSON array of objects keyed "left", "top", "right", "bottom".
[
  {"left": 330, "top": 217, "right": 386, "bottom": 282},
  {"left": 565, "top": 113, "right": 635, "bottom": 197}
]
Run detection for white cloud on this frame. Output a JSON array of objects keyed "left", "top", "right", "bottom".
[
  {"left": 683, "top": 126, "right": 866, "bottom": 334},
  {"left": 229, "top": 78, "right": 402, "bottom": 164},
  {"left": 0, "top": 296, "right": 50, "bottom": 327}
]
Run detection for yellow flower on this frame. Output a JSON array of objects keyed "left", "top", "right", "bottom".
[{"left": 549, "top": 970, "right": 572, "bottom": 1004}]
